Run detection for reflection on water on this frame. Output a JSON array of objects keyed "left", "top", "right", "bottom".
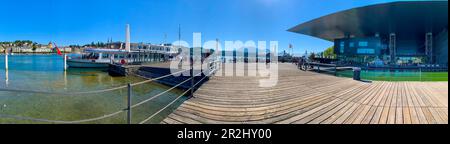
[
  {"left": 0, "top": 55, "right": 185, "bottom": 124},
  {"left": 5, "top": 70, "right": 8, "bottom": 86}
]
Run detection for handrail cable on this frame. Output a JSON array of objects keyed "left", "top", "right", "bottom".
[
  {"left": 138, "top": 74, "right": 209, "bottom": 124},
  {"left": 0, "top": 109, "right": 125, "bottom": 124},
  {"left": 0, "top": 69, "right": 208, "bottom": 123},
  {"left": 139, "top": 87, "right": 192, "bottom": 124},
  {"left": 0, "top": 77, "right": 193, "bottom": 124},
  {"left": 0, "top": 69, "right": 189, "bottom": 95},
  {"left": 0, "top": 62, "right": 218, "bottom": 123},
  {"left": 131, "top": 72, "right": 201, "bottom": 109}
]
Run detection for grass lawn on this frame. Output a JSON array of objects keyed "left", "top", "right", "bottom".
[{"left": 336, "top": 70, "right": 448, "bottom": 82}]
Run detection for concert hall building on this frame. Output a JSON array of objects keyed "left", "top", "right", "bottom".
[{"left": 288, "top": 1, "right": 448, "bottom": 66}]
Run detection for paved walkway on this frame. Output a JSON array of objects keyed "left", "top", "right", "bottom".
[{"left": 162, "top": 63, "right": 448, "bottom": 124}]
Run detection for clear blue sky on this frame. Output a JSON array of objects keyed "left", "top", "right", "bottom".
[{"left": 0, "top": 0, "right": 401, "bottom": 55}]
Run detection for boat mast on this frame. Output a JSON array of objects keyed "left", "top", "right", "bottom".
[
  {"left": 126, "top": 24, "right": 131, "bottom": 52},
  {"left": 178, "top": 24, "right": 181, "bottom": 47}
]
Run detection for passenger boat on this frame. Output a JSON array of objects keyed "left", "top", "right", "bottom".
[
  {"left": 67, "top": 24, "right": 173, "bottom": 68},
  {"left": 67, "top": 24, "right": 135, "bottom": 68},
  {"left": 67, "top": 48, "right": 134, "bottom": 68}
]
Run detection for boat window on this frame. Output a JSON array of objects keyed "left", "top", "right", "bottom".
[{"left": 94, "top": 53, "right": 100, "bottom": 59}]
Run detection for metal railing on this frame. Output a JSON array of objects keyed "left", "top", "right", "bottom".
[
  {"left": 297, "top": 62, "right": 350, "bottom": 76},
  {"left": 0, "top": 60, "right": 219, "bottom": 124}
]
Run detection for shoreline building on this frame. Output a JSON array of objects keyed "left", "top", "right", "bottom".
[{"left": 288, "top": 1, "right": 448, "bottom": 67}]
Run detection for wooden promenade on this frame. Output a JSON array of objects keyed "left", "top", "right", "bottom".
[{"left": 162, "top": 63, "right": 448, "bottom": 124}]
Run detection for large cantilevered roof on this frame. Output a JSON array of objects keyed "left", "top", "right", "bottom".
[{"left": 288, "top": 1, "right": 448, "bottom": 41}]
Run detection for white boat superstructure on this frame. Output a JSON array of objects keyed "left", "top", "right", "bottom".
[
  {"left": 66, "top": 24, "right": 174, "bottom": 68},
  {"left": 67, "top": 49, "right": 136, "bottom": 68},
  {"left": 67, "top": 24, "right": 135, "bottom": 68}
]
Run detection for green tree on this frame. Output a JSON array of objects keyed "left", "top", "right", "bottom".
[
  {"left": 32, "top": 44, "right": 38, "bottom": 52},
  {"left": 309, "top": 52, "right": 316, "bottom": 61},
  {"left": 323, "top": 46, "right": 336, "bottom": 58}
]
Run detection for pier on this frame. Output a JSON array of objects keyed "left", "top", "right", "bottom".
[
  {"left": 108, "top": 64, "right": 144, "bottom": 76},
  {"left": 107, "top": 51, "right": 172, "bottom": 76},
  {"left": 162, "top": 63, "right": 448, "bottom": 124}
]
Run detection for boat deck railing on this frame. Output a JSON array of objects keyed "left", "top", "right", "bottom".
[
  {"left": 0, "top": 60, "right": 219, "bottom": 124},
  {"left": 296, "top": 62, "right": 354, "bottom": 76}
]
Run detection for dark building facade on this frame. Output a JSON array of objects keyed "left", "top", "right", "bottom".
[{"left": 289, "top": 1, "right": 448, "bottom": 66}]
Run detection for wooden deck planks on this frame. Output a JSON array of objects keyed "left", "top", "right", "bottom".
[{"left": 162, "top": 63, "right": 448, "bottom": 124}]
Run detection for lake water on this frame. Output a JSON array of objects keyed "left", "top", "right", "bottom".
[{"left": 0, "top": 54, "right": 186, "bottom": 124}]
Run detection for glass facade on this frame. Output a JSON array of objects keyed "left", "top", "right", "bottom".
[
  {"left": 334, "top": 37, "right": 382, "bottom": 56},
  {"left": 357, "top": 48, "right": 375, "bottom": 54},
  {"left": 334, "top": 36, "right": 435, "bottom": 65},
  {"left": 358, "top": 41, "right": 369, "bottom": 47},
  {"left": 334, "top": 37, "right": 387, "bottom": 64},
  {"left": 340, "top": 42, "right": 345, "bottom": 53},
  {"left": 349, "top": 42, "right": 355, "bottom": 47}
]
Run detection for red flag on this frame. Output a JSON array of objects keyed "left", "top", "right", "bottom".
[
  {"left": 56, "top": 47, "right": 62, "bottom": 55},
  {"left": 53, "top": 43, "right": 62, "bottom": 56}
]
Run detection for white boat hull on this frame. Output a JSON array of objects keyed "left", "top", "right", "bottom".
[{"left": 67, "top": 59, "right": 110, "bottom": 68}]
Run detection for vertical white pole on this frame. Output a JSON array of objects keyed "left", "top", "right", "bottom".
[
  {"left": 125, "top": 24, "right": 131, "bottom": 52},
  {"left": 64, "top": 70, "right": 67, "bottom": 90},
  {"left": 5, "top": 53, "right": 8, "bottom": 71},
  {"left": 5, "top": 49, "right": 8, "bottom": 82},
  {"left": 64, "top": 54, "right": 67, "bottom": 71},
  {"left": 5, "top": 69, "right": 8, "bottom": 85}
]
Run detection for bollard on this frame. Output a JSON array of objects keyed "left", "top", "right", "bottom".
[
  {"left": 334, "top": 65, "right": 337, "bottom": 76},
  {"left": 127, "top": 83, "right": 132, "bottom": 124},
  {"left": 353, "top": 67, "right": 361, "bottom": 81}
]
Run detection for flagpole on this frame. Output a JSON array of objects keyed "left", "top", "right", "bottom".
[
  {"left": 64, "top": 53, "right": 67, "bottom": 71},
  {"left": 5, "top": 47, "right": 8, "bottom": 71},
  {"left": 54, "top": 42, "right": 66, "bottom": 71},
  {"left": 64, "top": 44, "right": 67, "bottom": 71},
  {"left": 5, "top": 46, "right": 8, "bottom": 82}
]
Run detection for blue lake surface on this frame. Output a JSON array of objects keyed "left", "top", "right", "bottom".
[{"left": 0, "top": 54, "right": 185, "bottom": 124}]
